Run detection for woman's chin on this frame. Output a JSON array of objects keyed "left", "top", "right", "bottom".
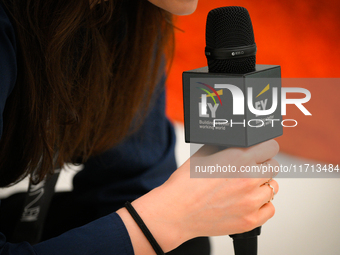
[{"left": 148, "top": 0, "right": 198, "bottom": 16}]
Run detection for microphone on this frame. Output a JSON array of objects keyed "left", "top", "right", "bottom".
[
  {"left": 207, "top": 7, "right": 261, "bottom": 255},
  {"left": 205, "top": 6, "right": 256, "bottom": 74},
  {"left": 182, "top": 6, "right": 283, "bottom": 255},
  {"left": 182, "top": 6, "right": 282, "bottom": 148}
]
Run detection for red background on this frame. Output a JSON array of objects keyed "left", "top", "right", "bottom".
[{"left": 166, "top": 0, "right": 340, "bottom": 164}]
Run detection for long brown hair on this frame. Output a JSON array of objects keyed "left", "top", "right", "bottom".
[{"left": 0, "top": 0, "right": 174, "bottom": 187}]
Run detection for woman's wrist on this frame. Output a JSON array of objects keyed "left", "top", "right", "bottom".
[
  {"left": 116, "top": 186, "right": 189, "bottom": 254},
  {"left": 117, "top": 207, "right": 157, "bottom": 255}
]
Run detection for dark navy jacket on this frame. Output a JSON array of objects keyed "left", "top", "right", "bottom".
[{"left": 0, "top": 2, "right": 177, "bottom": 254}]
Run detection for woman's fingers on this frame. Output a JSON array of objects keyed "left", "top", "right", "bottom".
[
  {"left": 257, "top": 202, "right": 276, "bottom": 227},
  {"left": 259, "top": 180, "right": 279, "bottom": 205},
  {"left": 194, "top": 144, "right": 225, "bottom": 157},
  {"left": 253, "top": 157, "right": 280, "bottom": 184},
  {"left": 224, "top": 179, "right": 279, "bottom": 234},
  {"left": 248, "top": 139, "right": 280, "bottom": 164}
]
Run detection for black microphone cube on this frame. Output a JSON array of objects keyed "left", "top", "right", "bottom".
[{"left": 183, "top": 65, "right": 282, "bottom": 147}]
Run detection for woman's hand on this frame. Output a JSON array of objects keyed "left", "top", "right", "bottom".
[{"left": 117, "top": 139, "right": 279, "bottom": 254}]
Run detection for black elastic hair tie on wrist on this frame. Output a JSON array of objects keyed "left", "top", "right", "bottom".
[{"left": 124, "top": 201, "right": 165, "bottom": 255}]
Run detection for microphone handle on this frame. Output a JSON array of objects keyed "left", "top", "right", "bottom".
[{"left": 229, "top": 226, "right": 261, "bottom": 255}]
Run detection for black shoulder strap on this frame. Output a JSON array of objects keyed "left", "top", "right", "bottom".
[{"left": 11, "top": 171, "right": 60, "bottom": 244}]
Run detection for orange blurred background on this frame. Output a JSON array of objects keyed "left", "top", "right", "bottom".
[{"left": 166, "top": 0, "right": 340, "bottom": 164}]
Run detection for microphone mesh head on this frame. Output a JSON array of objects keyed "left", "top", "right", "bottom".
[{"left": 206, "top": 6, "right": 256, "bottom": 73}]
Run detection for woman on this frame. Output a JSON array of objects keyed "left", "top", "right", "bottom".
[{"left": 0, "top": 0, "right": 279, "bottom": 254}]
